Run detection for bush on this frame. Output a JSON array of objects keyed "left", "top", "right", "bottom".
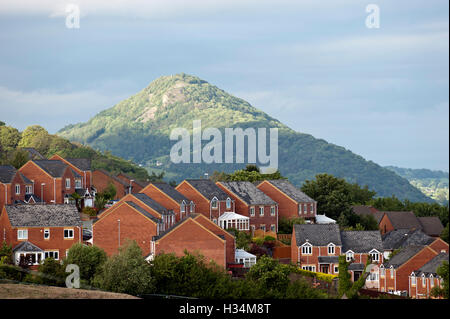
[
  {"left": 37, "top": 258, "right": 66, "bottom": 287},
  {"left": 64, "top": 243, "right": 107, "bottom": 284},
  {"left": 0, "top": 242, "right": 13, "bottom": 265},
  {"left": 264, "top": 236, "right": 276, "bottom": 242},
  {"left": 81, "top": 207, "right": 97, "bottom": 217},
  {"left": 0, "top": 264, "right": 24, "bottom": 281}
]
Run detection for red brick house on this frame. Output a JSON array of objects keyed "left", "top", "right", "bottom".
[
  {"left": 291, "top": 224, "right": 342, "bottom": 275},
  {"left": 18, "top": 160, "right": 82, "bottom": 205},
  {"left": 340, "top": 230, "right": 384, "bottom": 288},
  {"left": 379, "top": 211, "right": 444, "bottom": 238},
  {"left": 49, "top": 154, "right": 93, "bottom": 191},
  {"left": 0, "top": 204, "right": 82, "bottom": 268},
  {"left": 116, "top": 173, "right": 148, "bottom": 194},
  {"left": 352, "top": 205, "right": 384, "bottom": 224},
  {"left": 148, "top": 213, "right": 235, "bottom": 269},
  {"left": 0, "top": 165, "right": 35, "bottom": 209},
  {"left": 139, "top": 182, "right": 195, "bottom": 222},
  {"left": 379, "top": 245, "right": 439, "bottom": 295},
  {"left": 409, "top": 252, "right": 449, "bottom": 299},
  {"left": 92, "top": 192, "right": 175, "bottom": 256},
  {"left": 216, "top": 181, "right": 278, "bottom": 233},
  {"left": 256, "top": 180, "right": 316, "bottom": 221},
  {"left": 176, "top": 179, "right": 235, "bottom": 225},
  {"left": 92, "top": 169, "right": 129, "bottom": 200}
]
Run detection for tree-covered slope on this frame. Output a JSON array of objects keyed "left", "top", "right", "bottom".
[
  {"left": 385, "top": 166, "right": 448, "bottom": 204},
  {"left": 58, "top": 73, "right": 432, "bottom": 202}
]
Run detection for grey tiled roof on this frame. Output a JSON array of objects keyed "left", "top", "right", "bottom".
[
  {"left": 383, "top": 245, "right": 425, "bottom": 268},
  {"left": 94, "top": 169, "right": 129, "bottom": 186},
  {"left": 184, "top": 179, "right": 230, "bottom": 200},
  {"left": 418, "top": 217, "right": 444, "bottom": 237},
  {"left": 5, "top": 204, "right": 82, "bottom": 227},
  {"left": 382, "top": 229, "right": 434, "bottom": 250},
  {"left": 293, "top": 224, "right": 342, "bottom": 246},
  {"left": 13, "top": 241, "right": 43, "bottom": 253},
  {"left": 341, "top": 230, "right": 383, "bottom": 253},
  {"left": 149, "top": 182, "right": 190, "bottom": 203},
  {"left": 32, "top": 160, "right": 70, "bottom": 178},
  {"left": 152, "top": 213, "right": 201, "bottom": 241},
  {"left": 318, "top": 256, "right": 339, "bottom": 264},
  {"left": 125, "top": 201, "right": 162, "bottom": 224},
  {"left": 0, "top": 165, "right": 17, "bottom": 183},
  {"left": 415, "top": 253, "right": 449, "bottom": 277},
  {"left": 348, "top": 263, "right": 365, "bottom": 271},
  {"left": 351, "top": 205, "right": 384, "bottom": 223},
  {"left": 65, "top": 158, "right": 91, "bottom": 171},
  {"left": 218, "top": 181, "right": 276, "bottom": 205},
  {"left": 132, "top": 193, "right": 171, "bottom": 215},
  {"left": 21, "top": 147, "right": 46, "bottom": 160},
  {"left": 264, "top": 180, "right": 315, "bottom": 203},
  {"left": 19, "top": 172, "right": 32, "bottom": 184},
  {"left": 382, "top": 211, "right": 422, "bottom": 231}
]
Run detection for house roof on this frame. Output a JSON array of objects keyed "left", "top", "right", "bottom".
[
  {"left": 21, "top": 147, "right": 46, "bottom": 160},
  {"left": 418, "top": 217, "right": 444, "bottom": 237},
  {"left": 235, "top": 249, "right": 257, "bottom": 259},
  {"left": 0, "top": 165, "right": 17, "bottom": 183},
  {"left": 383, "top": 245, "right": 426, "bottom": 268},
  {"left": 341, "top": 230, "right": 383, "bottom": 253},
  {"left": 149, "top": 182, "right": 190, "bottom": 203},
  {"left": 414, "top": 253, "right": 449, "bottom": 277},
  {"left": 293, "top": 224, "right": 342, "bottom": 246},
  {"left": 218, "top": 181, "right": 276, "bottom": 205},
  {"left": 24, "top": 194, "right": 44, "bottom": 203},
  {"left": 318, "top": 256, "right": 339, "bottom": 264},
  {"left": 382, "top": 228, "right": 434, "bottom": 250},
  {"left": 184, "top": 179, "right": 230, "bottom": 200},
  {"left": 132, "top": 193, "right": 172, "bottom": 215},
  {"left": 125, "top": 201, "right": 162, "bottom": 224},
  {"left": 348, "top": 263, "right": 365, "bottom": 271},
  {"left": 13, "top": 241, "right": 43, "bottom": 253},
  {"left": 32, "top": 160, "right": 81, "bottom": 178},
  {"left": 264, "top": 180, "right": 315, "bottom": 203},
  {"left": 65, "top": 158, "right": 91, "bottom": 171},
  {"left": 4, "top": 204, "right": 82, "bottom": 227},
  {"left": 116, "top": 173, "right": 149, "bottom": 188},
  {"left": 94, "top": 169, "right": 129, "bottom": 186},
  {"left": 352, "top": 205, "right": 384, "bottom": 223},
  {"left": 315, "top": 214, "right": 336, "bottom": 224},
  {"left": 382, "top": 211, "right": 423, "bottom": 230},
  {"left": 152, "top": 213, "right": 202, "bottom": 241}
]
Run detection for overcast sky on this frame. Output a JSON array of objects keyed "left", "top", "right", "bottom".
[{"left": 0, "top": 0, "right": 448, "bottom": 171}]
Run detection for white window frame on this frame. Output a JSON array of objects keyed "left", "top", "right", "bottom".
[
  {"left": 64, "top": 229, "right": 74, "bottom": 239},
  {"left": 260, "top": 224, "right": 266, "bottom": 231},
  {"left": 310, "top": 203, "right": 314, "bottom": 213},
  {"left": 250, "top": 207, "right": 255, "bottom": 217},
  {"left": 301, "top": 243, "right": 312, "bottom": 255},
  {"left": 303, "top": 203, "right": 307, "bottom": 213},
  {"left": 270, "top": 206, "right": 275, "bottom": 216},
  {"left": 226, "top": 198, "right": 231, "bottom": 209},
  {"left": 259, "top": 207, "right": 264, "bottom": 217},
  {"left": 211, "top": 198, "right": 218, "bottom": 209},
  {"left": 44, "top": 251, "right": 59, "bottom": 260},
  {"left": 25, "top": 185, "right": 32, "bottom": 195},
  {"left": 334, "top": 266, "right": 339, "bottom": 273},
  {"left": 65, "top": 178, "right": 71, "bottom": 189},
  {"left": 17, "top": 229, "right": 28, "bottom": 240},
  {"left": 180, "top": 202, "right": 186, "bottom": 213},
  {"left": 411, "top": 275, "right": 416, "bottom": 286},
  {"left": 302, "top": 265, "right": 316, "bottom": 272},
  {"left": 75, "top": 179, "right": 82, "bottom": 189},
  {"left": 15, "top": 184, "right": 20, "bottom": 195},
  {"left": 270, "top": 224, "right": 276, "bottom": 232},
  {"left": 327, "top": 244, "right": 335, "bottom": 255},
  {"left": 390, "top": 267, "right": 394, "bottom": 279},
  {"left": 346, "top": 251, "right": 354, "bottom": 262},
  {"left": 298, "top": 204, "right": 302, "bottom": 214},
  {"left": 44, "top": 229, "right": 50, "bottom": 240},
  {"left": 422, "top": 275, "right": 426, "bottom": 287},
  {"left": 190, "top": 202, "right": 195, "bottom": 213},
  {"left": 430, "top": 276, "right": 434, "bottom": 287}
]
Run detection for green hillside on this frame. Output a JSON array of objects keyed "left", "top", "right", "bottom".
[
  {"left": 58, "top": 73, "right": 432, "bottom": 202},
  {"left": 385, "top": 166, "right": 449, "bottom": 205}
]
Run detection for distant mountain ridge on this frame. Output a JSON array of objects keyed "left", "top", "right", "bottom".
[
  {"left": 385, "top": 166, "right": 448, "bottom": 204},
  {"left": 58, "top": 73, "right": 433, "bottom": 202}
]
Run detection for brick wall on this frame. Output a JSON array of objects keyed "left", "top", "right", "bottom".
[{"left": 92, "top": 170, "right": 127, "bottom": 200}]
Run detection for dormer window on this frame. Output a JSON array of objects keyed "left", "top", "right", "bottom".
[
  {"left": 422, "top": 275, "right": 426, "bottom": 287},
  {"left": 430, "top": 275, "right": 434, "bottom": 287},
  {"left": 15, "top": 184, "right": 20, "bottom": 195},
  {"left": 327, "top": 244, "right": 335, "bottom": 255},
  {"left": 75, "top": 179, "right": 82, "bottom": 189},
  {"left": 180, "top": 202, "right": 186, "bottom": 213},
  {"left": 301, "top": 243, "right": 312, "bottom": 255},
  {"left": 190, "top": 202, "right": 195, "bottom": 213},
  {"left": 411, "top": 274, "right": 416, "bottom": 286},
  {"left": 346, "top": 251, "right": 354, "bottom": 262},
  {"left": 310, "top": 203, "right": 314, "bottom": 213},
  {"left": 211, "top": 198, "right": 218, "bottom": 209},
  {"left": 226, "top": 198, "right": 231, "bottom": 209},
  {"left": 370, "top": 250, "right": 380, "bottom": 262},
  {"left": 65, "top": 178, "right": 71, "bottom": 189}
]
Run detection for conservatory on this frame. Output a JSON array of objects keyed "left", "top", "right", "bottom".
[{"left": 218, "top": 212, "right": 250, "bottom": 231}]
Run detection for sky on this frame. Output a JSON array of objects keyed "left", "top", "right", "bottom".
[{"left": 0, "top": 0, "right": 448, "bottom": 171}]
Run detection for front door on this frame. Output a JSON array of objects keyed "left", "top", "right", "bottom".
[
  {"left": 354, "top": 271, "right": 362, "bottom": 281},
  {"left": 320, "top": 265, "right": 329, "bottom": 274}
]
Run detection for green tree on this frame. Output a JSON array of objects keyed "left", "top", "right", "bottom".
[
  {"left": 18, "top": 125, "right": 51, "bottom": 156},
  {"left": 0, "top": 242, "right": 13, "bottom": 265},
  {"left": 93, "top": 240, "right": 154, "bottom": 296},
  {"left": 0, "top": 125, "right": 21, "bottom": 153},
  {"left": 64, "top": 243, "right": 107, "bottom": 284},
  {"left": 337, "top": 255, "right": 372, "bottom": 298},
  {"left": 431, "top": 261, "right": 449, "bottom": 299},
  {"left": 278, "top": 217, "right": 305, "bottom": 234},
  {"left": 9, "top": 149, "right": 29, "bottom": 169},
  {"left": 441, "top": 224, "right": 449, "bottom": 243},
  {"left": 37, "top": 257, "right": 66, "bottom": 287}
]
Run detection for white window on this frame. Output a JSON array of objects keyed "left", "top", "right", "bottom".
[
  {"left": 65, "top": 178, "right": 71, "bottom": 189},
  {"left": 64, "top": 229, "right": 74, "bottom": 239},
  {"left": 334, "top": 266, "right": 339, "bottom": 273},
  {"left": 298, "top": 204, "right": 302, "bottom": 214},
  {"left": 430, "top": 277, "right": 434, "bottom": 287},
  {"left": 270, "top": 206, "right": 275, "bottom": 216},
  {"left": 226, "top": 198, "right": 231, "bottom": 209},
  {"left": 369, "top": 272, "right": 379, "bottom": 281},
  {"left": 44, "top": 251, "right": 59, "bottom": 260},
  {"left": 422, "top": 276, "right": 426, "bottom": 287},
  {"left": 390, "top": 268, "right": 394, "bottom": 279},
  {"left": 180, "top": 203, "right": 186, "bottom": 213},
  {"left": 250, "top": 207, "right": 255, "bottom": 217},
  {"left": 17, "top": 229, "right": 28, "bottom": 240},
  {"left": 75, "top": 179, "right": 82, "bottom": 189},
  {"left": 303, "top": 204, "right": 307, "bottom": 213},
  {"left": 44, "top": 229, "right": 50, "bottom": 239},
  {"left": 310, "top": 203, "right": 314, "bottom": 213},
  {"left": 25, "top": 185, "right": 32, "bottom": 194},
  {"left": 302, "top": 265, "right": 316, "bottom": 272},
  {"left": 15, "top": 184, "right": 20, "bottom": 195},
  {"left": 259, "top": 207, "right": 264, "bottom": 216},
  {"left": 270, "top": 224, "right": 276, "bottom": 232},
  {"left": 190, "top": 202, "right": 195, "bottom": 213},
  {"left": 328, "top": 244, "right": 335, "bottom": 255},
  {"left": 250, "top": 225, "right": 255, "bottom": 231},
  {"left": 380, "top": 268, "right": 385, "bottom": 277},
  {"left": 346, "top": 252, "right": 354, "bottom": 262},
  {"left": 370, "top": 251, "right": 380, "bottom": 262},
  {"left": 211, "top": 199, "right": 218, "bottom": 209},
  {"left": 260, "top": 224, "right": 266, "bottom": 231},
  {"left": 411, "top": 276, "right": 416, "bottom": 285},
  {"left": 302, "top": 244, "right": 312, "bottom": 255}
]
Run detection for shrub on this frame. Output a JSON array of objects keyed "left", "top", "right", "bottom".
[
  {"left": 36, "top": 258, "right": 66, "bottom": 287},
  {"left": 0, "top": 264, "right": 24, "bottom": 281},
  {"left": 82, "top": 207, "right": 97, "bottom": 217},
  {"left": 64, "top": 243, "right": 107, "bottom": 284}
]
